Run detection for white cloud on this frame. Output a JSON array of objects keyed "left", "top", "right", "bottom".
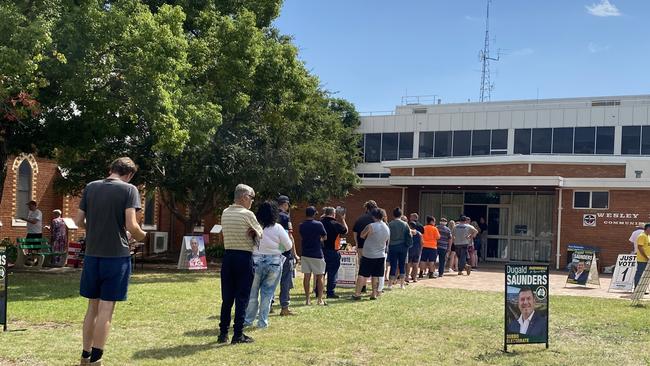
[
  {"left": 464, "top": 15, "right": 479, "bottom": 21},
  {"left": 586, "top": 0, "right": 621, "bottom": 17},
  {"left": 588, "top": 42, "right": 610, "bottom": 53},
  {"left": 512, "top": 48, "right": 534, "bottom": 56}
]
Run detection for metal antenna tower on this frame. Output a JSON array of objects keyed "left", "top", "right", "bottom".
[{"left": 479, "top": 0, "right": 499, "bottom": 102}]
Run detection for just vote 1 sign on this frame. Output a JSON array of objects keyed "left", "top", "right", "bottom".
[{"left": 608, "top": 254, "right": 637, "bottom": 292}]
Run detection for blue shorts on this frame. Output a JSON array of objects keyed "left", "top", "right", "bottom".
[
  {"left": 80, "top": 256, "right": 131, "bottom": 301},
  {"left": 420, "top": 248, "right": 438, "bottom": 262}
]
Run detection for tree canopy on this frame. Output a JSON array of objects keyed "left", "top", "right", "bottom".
[{"left": 1, "top": 0, "right": 361, "bottom": 232}]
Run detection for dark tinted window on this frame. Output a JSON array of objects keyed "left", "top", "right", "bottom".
[
  {"left": 514, "top": 129, "right": 531, "bottom": 154},
  {"left": 642, "top": 127, "right": 650, "bottom": 155},
  {"left": 573, "top": 127, "right": 595, "bottom": 154},
  {"left": 531, "top": 128, "right": 552, "bottom": 153},
  {"left": 491, "top": 129, "right": 508, "bottom": 152},
  {"left": 418, "top": 132, "right": 434, "bottom": 158},
  {"left": 434, "top": 131, "right": 452, "bottom": 157},
  {"left": 622, "top": 126, "right": 641, "bottom": 155},
  {"left": 364, "top": 133, "right": 381, "bottom": 162},
  {"left": 471, "top": 130, "right": 491, "bottom": 156},
  {"left": 381, "top": 133, "right": 398, "bottom": 161},
  {"left": 452, "top": 130, "right": 471, "bottom": 157},
  {"left": 144, "top": 195, "right": 155, "bottom": 225},
  {"left": 399, "top": 132, "right": 414, "bottom": 159},
  {"left": 357, "top": 134, "right": 365, "bottom": 159},
  {"left": 592, "top": 192, "right": 609, "bottom": 209},
  {"left": 574, "top": 192, "right": 590, "bottom": 208},
  {"left": 595, "top": 127, "right": 614, "bottom": 154},
  {"left": 552, "top": 128, "right": 573, "bottom": 154}
]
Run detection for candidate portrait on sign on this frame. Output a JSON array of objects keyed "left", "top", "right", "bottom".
[
  {"left": 186, "top": 237, "right": 207, "bottom": 270},
  {"left": 568, "top": 261, "right": 589, "bottom": 285},
  {"left": 507, "top": 287, "right": 548, "bottom": 338}
]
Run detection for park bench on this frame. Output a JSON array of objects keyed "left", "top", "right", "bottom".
[{"left": 15, "top": 238, "right": 67, "bottom": 269}]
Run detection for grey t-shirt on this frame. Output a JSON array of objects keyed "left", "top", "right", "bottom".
[
  {"left": 363, "top": 221, "right": 390, "bottom": 259},
  {"left": 452, "top": 223, "right": 477, "bottom": 246},
  {"left": 80, "top": 178, "right": 141, "bottom": 257}
]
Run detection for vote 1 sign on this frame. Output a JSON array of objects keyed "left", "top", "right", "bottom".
[
  {"left": 608, "top": 254, "right": 637, "bottom": 292},
  {"left": 0, "top": 251, "right": 7, "bottom": 331}
]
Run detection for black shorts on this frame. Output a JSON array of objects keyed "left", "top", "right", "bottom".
[{"left": 358, "top": 257, "right": 385, "bottom": 278}]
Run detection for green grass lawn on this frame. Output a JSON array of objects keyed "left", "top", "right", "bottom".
[{"left": 0, "top": 270, "right": 649, "bottom": 366}]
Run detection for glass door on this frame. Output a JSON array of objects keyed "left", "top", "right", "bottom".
[{"left": 485, "top": 206, "right": 509, "bottom": 261}]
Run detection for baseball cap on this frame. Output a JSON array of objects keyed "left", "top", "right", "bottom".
[{"left": 277, "top": 195, "right": 290, "bottom": 204}]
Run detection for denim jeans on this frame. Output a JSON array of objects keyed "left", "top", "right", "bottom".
[
  {"left": 279, "top": 254, "right": 294, "bottom": 308},
  {"left": 437, "top": 248, "right": 447, "bottom": 276},
  {"left": 634, "top": 261, "right": 648, "bottom": 288},
  {"left": 245, "top": 254, "right": 284, "bottom": 328},
  {"left": 388, "top": 245, "right": 408, "bottom": 279},
  {"left": 324, "top": 249, "right": 341, "bottom": 296},
  {"left": 455, "top": 245, "right": 469, "bottom": 272}
]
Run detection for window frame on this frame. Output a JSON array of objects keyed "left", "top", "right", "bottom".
[{"left": 572, "top": 191, "right": 609, "bottom": 209}]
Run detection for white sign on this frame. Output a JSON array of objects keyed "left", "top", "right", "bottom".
[
  {"left": 63, "top": 217, "right": 78, "bottom": 229},
  {"left": 336, "top": 251, "right": 357, "bottom": 288},
  {"left": 608, "top": 254, "right": 637, "bottom": 292}
]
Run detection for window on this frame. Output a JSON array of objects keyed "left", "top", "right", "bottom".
[
  {"left": 144, "top": 193, "right": 155, "bottom": 227},
  {"left": 573, "top": 191, "right": 608, "bottom": 209},
  {"left": 471, "top": 130, "right": 491, "bottom": 156},
  {"left": 381, "top": 133, "right": 398, "bottom": 161},
  {"left": 357, "top": 134, "right": 365, "bottom": 159},
  {"left": 552, "top": 128, "right": 573, "bottom": 154},
  {"left": 514, "top": 129, "right": 531, "bottom": 155},
  {"left": 573, "top": 127, "right": 595, "bottom": 154},
  {"left": 621, "top": 126, "right": 641, "bottom": 155},
  {"left": 531, "top": 128, "right": 552, "bottom": 154},
  {"left": 642, "top": 127, "right": 650, "bottom": 155},
  {"left": 419, "top": 132, "right": 434, "bottom": 158},
  {"left": 398, "top": 132, "right": 414, "bottom": 159},
  {"left": 364, "top": 133, "right": 381, "bottom": 162},
  {"left": 491, "top": 129, "right": 508, "bottom": 154},
  {"left": 452, "top": 130, "right": 471, "bottom": 157},
  {"left": 434, "top": 131, "right": 452, "bottom": 157},
  {"left": 595, "top": 127, "right": 614, "bottom": 154},
  {"left": 16, "top": 160, "right": 32, "bottom": 219}
]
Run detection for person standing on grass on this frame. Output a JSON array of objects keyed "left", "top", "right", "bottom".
[
  {"left": 353, "top": 208, "right": 390, "bottom": 300},
  {"left": 321, "top": 207, "right": 348, "bottom": 299},
  {"left": 75, "top": 157, "right": 146, "bottom": 365},
  {"left": 387, "top": 207, "right": 411, "bottom": 289},
  {"left": 19, "top": 200, "right": 43, "bottom": 265},
  {"left": 352, "top": 200, "right": 378, "bottom": 293},
  {"left": 299, "top": 206, "right": 328, "bottom": 306},
  {"left": 407, "top": 221, "right": 423, "bottom": 282},
  {"left": 276, "top": 195, "right": 298, "bottom": 316},
  {"left": 244, "top": 201, "right": 292, "bottom": 329},
  {"left": 419, "top": 216, "right": 440, "bottom": 279},
  {"left": 436, "top": 217, "right": 452, "bottom": 277},
  {"left": 634, "top": 223, "right": 650, "bottom": 288},
  {"left": 218, "top": 184, "right": 263, "bottom": 344},
  {"left": 46, "top": 209, "right": 68, "bottom": 266}
]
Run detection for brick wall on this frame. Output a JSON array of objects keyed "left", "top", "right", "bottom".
[
  {"left": 559, "top": 189, "right": 649, "bottom": 267},
  {"left": 392, "top": 164, "right": 626, "bottom": 178}
]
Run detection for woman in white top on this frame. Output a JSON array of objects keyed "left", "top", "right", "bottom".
[{"left": 244, "top": 201, "right": 292, "bottom": 328}]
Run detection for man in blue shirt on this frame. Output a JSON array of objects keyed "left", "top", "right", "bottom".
[{"left": 299, "top": 207, "right": 327, "bottom": 306}]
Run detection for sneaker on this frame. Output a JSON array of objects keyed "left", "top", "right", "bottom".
[
  {"left": 231, "top": 334, "right": 254, "bottom": 344},
  {"left": 361, "top": 286, "right": 367, "bottom": 293},
  {"left": 465, "top": 264, "right": 472, "bottom": 276},
  {"left": 399, "top": 284, "right": 406, "bottom": 289},
  {"left": 385, "top": 285, "right": 392, "bottom": 291},
  {"left": 418, "top": 272, "right": 424, "bottom": 279},
  {"left": 458, "top": 271, "right": 463, "bottom": 276},
  {"left": 326, "top": 294, "right": 340, "bottom": 299},
  {"left": 317, "top": 300, "right": 328, "bottom": 306},
  {"left": 217, "top": 333, "right": 229, "bottom": 344},
  {"left": 428, "top": 272, "right": 434, "bottom": 279},
  {"left": 351, "top": 295, "right": 362, "bottom": 301},
  {"left": 280, "top": 307, "right": 294, "bottom": 316}
]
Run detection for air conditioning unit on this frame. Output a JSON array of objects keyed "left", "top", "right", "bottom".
[{"left": 151, "top": 232, "right": 169, "bottom": 253}]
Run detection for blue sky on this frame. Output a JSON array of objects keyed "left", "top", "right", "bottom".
[{"left": 274, "top": 0, "right": 650, "bottom": 112}]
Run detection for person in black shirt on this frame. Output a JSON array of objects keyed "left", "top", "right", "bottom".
[
  {"left": 320, "top": 207, "right": 348, "bottom": 298},
  {"left": 352, "top": 200, "right": 378, "bottom": 293}
]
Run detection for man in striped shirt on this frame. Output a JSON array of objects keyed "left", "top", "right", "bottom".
[{"left": 218, "top": 184, "right": 263, "bottom": 345}]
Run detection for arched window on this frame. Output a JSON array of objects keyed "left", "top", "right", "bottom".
[{"left": 16, "top": 160, "right": 32, "bottom": 219}]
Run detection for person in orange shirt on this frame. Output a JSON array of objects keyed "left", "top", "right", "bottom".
[{"left": 419, "top": 216, "right": 441, "bottom": 279}]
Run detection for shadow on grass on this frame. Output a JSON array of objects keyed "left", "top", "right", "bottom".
[
  {"left": 131, "top": 341, "right": 221, "bottom": 360},
  {"left": 474, "top": 346, "right": 560, "bottom": 363}
]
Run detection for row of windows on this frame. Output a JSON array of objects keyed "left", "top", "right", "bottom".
[
  {"left": 514, "top": 127, "right": 614, "bottom": 155},
  {"left": 363, "top": 133, "right": 413, "bottom": 163},
  {"left": 419, "top": 129, "right": 507, "bottom": 158},
  {"left": 361, "top": 125, "right": 650, "bottom": 162}
]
